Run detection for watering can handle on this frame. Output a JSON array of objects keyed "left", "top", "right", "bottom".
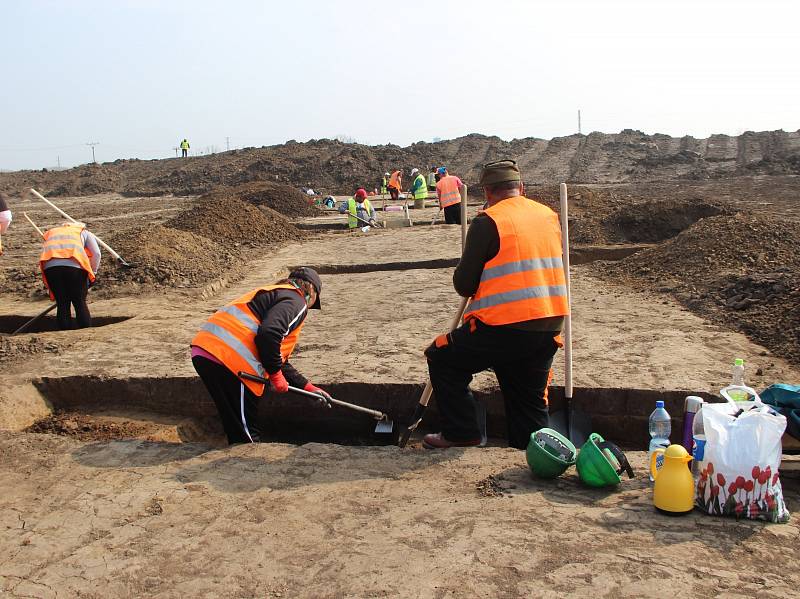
[
  {"left": 719, "top": 385, "right": 763, "bottom": 406},
  {"left": 649, "top": 448, "right": 666, "bottom": 480}
]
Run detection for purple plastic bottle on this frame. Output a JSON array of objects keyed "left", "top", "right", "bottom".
[{"left": 681, "top": 396, "right": 704, "bottom": 453}]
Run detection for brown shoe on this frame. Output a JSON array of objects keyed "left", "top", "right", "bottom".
[{"left": 422, "top": 432, "right": 481, "bottom": 449}]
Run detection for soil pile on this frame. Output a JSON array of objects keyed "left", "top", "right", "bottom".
[
  {"left": 166, "top": 195, "right": 306, "bottom": 249},
  {"left": 3, "top": 129, "right": 799, "bottom": 198},
  {"left": 0, "top": 336, "right": 59, "bottom": 364},
  {"left": 26, "top": 412, "right": 172, "bottom": 442},
  {"left": 204, "top": 181, "right": 320, "bottom": 217},
  {"left": 103, "top": 224, "right": 234, "bottom": 290},
  {"left": 604, "top": 213, "right": 800, "bottom": 363}
]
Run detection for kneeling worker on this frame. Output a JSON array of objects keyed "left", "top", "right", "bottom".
[
  {"left": 423, "top": 160, "right": 568, "bottom": 449},
  {"left": 191, "top": 267, "right": 330, "bottom": 444},
  {"left": 339, "top": 188, "right": 377, "bottom": 229},
  {"left": 39, "top": 221, "right": 101, "bottom": 329}
]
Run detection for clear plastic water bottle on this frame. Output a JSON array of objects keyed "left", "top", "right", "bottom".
[
  {"left": 648, "top": 400, "right": 671, "bottom": 482},
  {"left": 729, "top": 358, "right": 748, "bottom": 402},
  {"left": 691, "top": 405, "right": 706, "bottom": 484}
]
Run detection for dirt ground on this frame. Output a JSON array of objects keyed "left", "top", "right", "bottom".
[{"left": 1, "top": 179, "right": 800, "bottom": 597}]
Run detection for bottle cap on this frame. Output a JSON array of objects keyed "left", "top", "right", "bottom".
[
  {"left": 734, "top": 358, "right": 744, "bottom": 366},
  {"left": 656, "top": 400, "right": 665, "bottom": 408}
]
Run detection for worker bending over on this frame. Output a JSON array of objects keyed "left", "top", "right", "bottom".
[
  {"left": 39, "top": 221, "right": 101, "bottom": 329},
  {"left": 191, "top": 267, "right": 331, "bottom": 445},
  {"left": 435, "top": 167, "right": 464, "bottom": 224},
  {"left": 339, "top": 188, "right": 377, "bottom": 229},
  {"left": 423, "top": 160, "right": 568, "bottom": 449},
  {"left": 427, "top": 167, "right": 438, "bottom": 192},
  {"left": 387, "top": 169, "right": 402, "bottom": 201}
]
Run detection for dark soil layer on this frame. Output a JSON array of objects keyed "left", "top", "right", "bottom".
[
  {"left": 26, "top": 412, "right": 167, "bottom": 442},
  {"left": 166, "top": 195, "right": 306, "bottom": 250},
  {"left": 3, "top": 129, "right": 798, "bottom": 197},
  {"left": 603, "top": 213, "right": 800, "bottom": 363}
]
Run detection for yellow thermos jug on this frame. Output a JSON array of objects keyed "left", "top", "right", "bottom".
[{"left": 650, "top": 444, "right": 695, "bottom": 515}]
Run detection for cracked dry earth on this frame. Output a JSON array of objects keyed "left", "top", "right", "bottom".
[{"left": 2, "top": 190, "right": 800, "bottom": 597}]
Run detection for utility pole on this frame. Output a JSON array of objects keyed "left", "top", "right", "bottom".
[
  {"left": 578, "top": 110, "right": 582, "bottom": 135},
  {"left": 173, "top": 147, "right": 178, "bottom": 157},
  {"left": 86, "top": 141, "right": 99, "bottom": 163},
  {"left": 226, "top": 136, "right": 230, "bottom": 152},
  {"left": 57, "top": 156, "right": 61, "bottom": 169}
]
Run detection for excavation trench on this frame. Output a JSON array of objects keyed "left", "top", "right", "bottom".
[
  {"left": 27, "top": 375, "right": 704, "bottom": 448},
  {"left": 0, "top": 315, "right": 132, "bottom": 335}
]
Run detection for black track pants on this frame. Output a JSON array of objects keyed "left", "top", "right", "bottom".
[
  {"left": 443, "top": 203, "right": 461, "bottom": 224},
  {"left": 425, "top": 318, "right": 559, "bottom": 449},
  {"left": 44, "top": 265, "right": 92, "bottom": 330},
  {"left": 192, "top": 356, "right": 262, "bottom": 444}
]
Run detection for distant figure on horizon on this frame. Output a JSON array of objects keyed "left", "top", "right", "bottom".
[{"left": 180, "top": 138, "right": 190, "bottom": 158}]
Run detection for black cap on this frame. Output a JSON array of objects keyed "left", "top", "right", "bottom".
[{"left": 289, "top": 267, "right": 322, "bottom": 309}]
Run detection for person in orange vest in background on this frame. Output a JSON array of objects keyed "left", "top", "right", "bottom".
[
  {"left": 39, "top": 221, "right": 101, "bottom": 329},
  {"left": 387, "top": 169, "right": 402, "bottom": 202},
  {"left": 422, "top": 160, "right": 568, "bottom": 449},
  {"left": 435, "top": 167, "right": 465, "bottom": 224},
  {"left": 191, "top": 267, "right": 331, "bottom": 445}
]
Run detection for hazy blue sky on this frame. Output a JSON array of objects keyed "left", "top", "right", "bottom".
[{"left": 2, "top": 0, "right": 798, "bottom": 170}]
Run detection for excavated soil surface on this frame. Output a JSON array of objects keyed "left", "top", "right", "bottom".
[
  {"left": 167, "top": 195, "right": 306, "bottom": 250},
  {"left": 603, "top": 213, "right": 800, "bottom": 363},
  {"left": 202, "top": 181, "right": 321, "bottom": 217},
  {"left": 26, "top": 411, "right": 179, "bottom": 443}
]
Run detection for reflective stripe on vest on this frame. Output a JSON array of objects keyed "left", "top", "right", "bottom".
[
  {"left": 39, "top": 225, "right": 96, "bottom": 299},
  {"left": 388, "top": 171, "right": 401, "bottom": 190},
  {"left": 437, "top": 175, "right": 461, "bottom": 208},
  {"left": 463, "top": 196, "right": 569, "bottom": 325},
  {"left": 412, "top": 174, "right": 427, "bottom": 199},
  {"left": 191, "top": 284, "right": 307, "bottom": 396},
  {"left": 347, "top": 197, "right": 372, "bottom": 228}
]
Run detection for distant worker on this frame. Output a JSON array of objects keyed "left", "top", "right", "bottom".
[
  {"left": 191, "top": 267, "right": 330, "bottom": 445},
  {"left": 339, "top": 188, "right": 377, "bottom": 229},
  {"left": 435, "top": 167, "right": 464, "bottom": 224},
  {"left": 422, "top": 160, "right": 567, "bottom": 449},
  {"left": 387, "top": 169, "right": 402, "bottom": 202},
  {"left": 0, "top": 192, "right": 11, "bottom": 255},
  {"left": 180, "top": 138, "right": 190, "bottom": 158},
  {"left": 39, "top": 221, "right": 101, "bottom": 330},
  {"left": 427, "top": 167, "right": 437, "bottom": 192},
  {"left": 380, "top": 172, "right": 389, "bottom": 197},
  {"left": 409, "top": 168, "right": 427, "bottom": 209}
]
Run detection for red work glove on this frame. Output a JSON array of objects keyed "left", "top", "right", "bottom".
[
  {"left": 304, "top": 382, "right": 332, "bottom": 408},
  {"left": 268, "top": 370, "right": 289, "bottom": 393}
]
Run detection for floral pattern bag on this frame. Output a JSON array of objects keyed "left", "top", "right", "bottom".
[{"left": 695, "top": 387, "right": 789, "bottom": 523}]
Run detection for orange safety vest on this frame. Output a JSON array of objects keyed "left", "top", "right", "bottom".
[
  {"left": 191, "top": 284, "right": 307, "bottom": 396},
  {"left": 436, "top": 175, "right": 462, "bottom": 208},
  {"left": 388, "top": 170, "right": 402, "bottom": 190},
  {"left": 39, "top": 224, "right": 96, "bottom": 299},
  {"left": 463, "top": 196, "right": 569, "bottom": 325}
]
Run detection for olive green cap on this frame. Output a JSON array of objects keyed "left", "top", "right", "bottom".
[{"left": 478, "top": 159, "right": 521, "bottom": 187}]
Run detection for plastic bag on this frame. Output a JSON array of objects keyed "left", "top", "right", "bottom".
[{"left": 695, "top": 386, "right": 789, "bottom": 523}]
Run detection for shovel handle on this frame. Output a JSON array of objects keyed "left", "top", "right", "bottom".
[
  {"left": 237, "top": 371, "right": 388, "bottom": 421},
  {"left": 560, "top": 183, "right": 573, "bottom": 400}
]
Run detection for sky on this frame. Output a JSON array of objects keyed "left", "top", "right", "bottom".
[{"left": 1, "top": 0, "right": 798, "bottom": 170}]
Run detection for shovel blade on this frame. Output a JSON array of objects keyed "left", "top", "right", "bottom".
[
  {"left": 374, "top": 418, "right": 394, "bottom": 434},
  {"left": 549, "top": 405, "right": 591, "bottom": 447}
]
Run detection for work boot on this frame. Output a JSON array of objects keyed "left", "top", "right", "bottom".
[{"left": 422, "top": 432, "right": 481, "bottom": 449}]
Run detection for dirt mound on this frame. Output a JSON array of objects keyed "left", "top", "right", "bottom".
[
  {"left": 103, "top": 224, "right": 235, "bottom": 291},
  {"left": 26, "top": 412, "right": 176, "bottom": 442},
  {"left": 605, "top": 213, "right": 800, "bottom": 363},
  {"left": 204, "top": 181, "right": 320, "bottom": 217},
  {"left": 166, "top": 195, "right": 306, "bottom": 249},
  {"left": 605, "top": 199, "right": 728, "bottom": 242}
]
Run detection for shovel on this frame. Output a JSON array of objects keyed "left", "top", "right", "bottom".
[
  {"left": 27, "top": 188, "right": 134, "bottom": 268},
  {"left": 549, "top": 183, "right": 591, "bottom": 446},
  {"left": 237, "top": 371, "right": 394, "bottom": 434},
  {"left": 344, "top": 211, "right": 383, "bottom": 229}
]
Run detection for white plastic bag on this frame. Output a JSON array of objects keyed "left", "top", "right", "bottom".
[{"left": 695, "top": 386, "right": 789, "bottom": 523}]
